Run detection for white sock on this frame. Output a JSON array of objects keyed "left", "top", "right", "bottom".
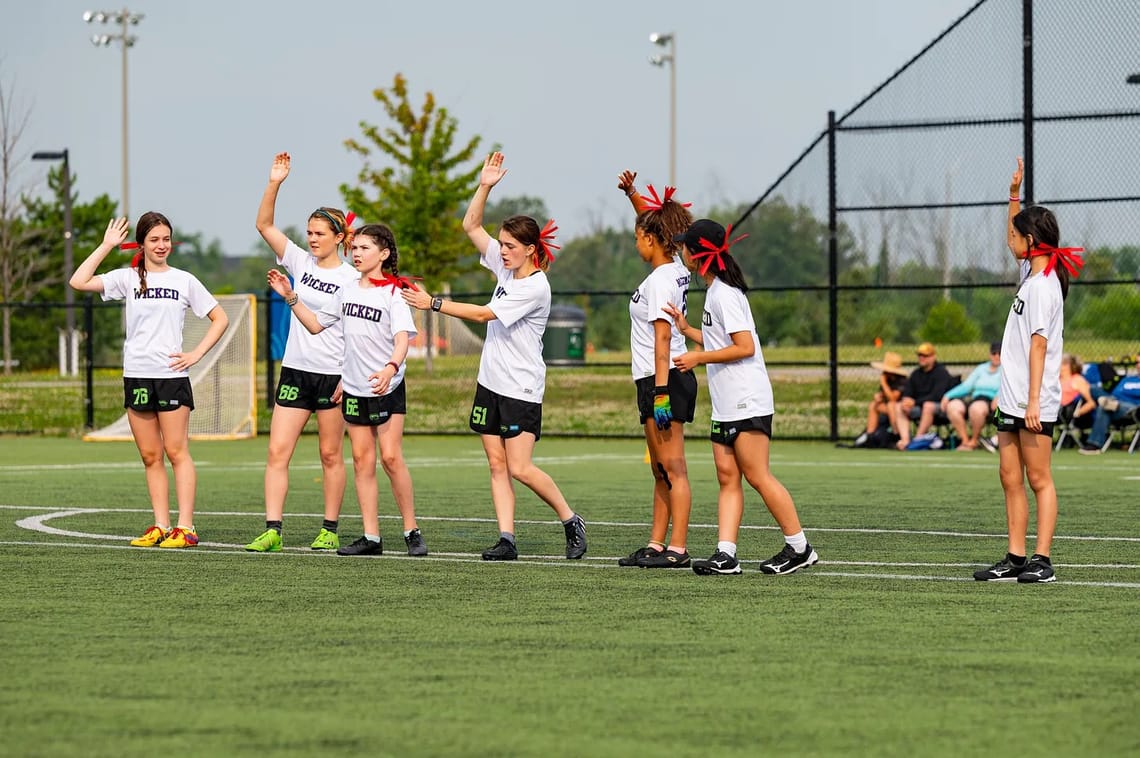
[
  {"left": 365, "top": 533, "right": 381, "bottom": 543},
  {"left": 717, "top": 541, "right": 737, "bottom": 557},
  {"left": 403, "top": 529, "right": 413, "bottom": 538},
  {"left": 785, "top": 531, "right": 808, "bottom": 554}
]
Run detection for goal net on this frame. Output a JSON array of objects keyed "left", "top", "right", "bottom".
[{"left": 84, "top": 294, "right": 258, "bottom": 441}]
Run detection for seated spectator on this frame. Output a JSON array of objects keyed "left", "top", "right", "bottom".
[
  {"left": 894, "top": 342, "right": 957, "bottom": 450},
  {"left": 1079, "top": 354, "right": 1140, "bottom": 454},
  {"left": 854, "top": 352, "right": 908, "bottom": 447},
  {"left": 1059, "top": 353, "right": 1096, "bottom": 440},
  {"left": 941, "top": 341, "right": 1002, "bottom": 451}
]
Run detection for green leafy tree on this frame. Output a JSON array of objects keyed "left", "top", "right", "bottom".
[
  {"left": 920, "top": 299, "right": 980, "bottom": 344},
  {"left": 341, "top": 73, "right": 483, "bottom": 289}
]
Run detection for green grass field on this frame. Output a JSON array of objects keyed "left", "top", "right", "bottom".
[{"left": 1, "top": 435, "right": 1137, "bottom": 756}]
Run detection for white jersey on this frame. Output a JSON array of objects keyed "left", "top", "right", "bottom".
[
  {"left": 702, "top": 278, "right": 774, "bottom": 421},
  {"left": 997, "top": 259, "right": 1064, "bottom": 422},
  {"left": 277, "top": 240, "right": 359, "bottom": 375},
  {"left": 477, "top": 239, "right": 550, "bottom": 403},
  {"left": 317, "top": 280, "right": 417, "bottom": 398},
  {"left": 630, "top": 258, "right": 690, "bottom": 380},
  {"left": 100, "top": 266, "right": 218, "bottom": 378}
]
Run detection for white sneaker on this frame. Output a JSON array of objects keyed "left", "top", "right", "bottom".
[{"left": 1098, "top": 395, "right": 1120, "bottom": 412}]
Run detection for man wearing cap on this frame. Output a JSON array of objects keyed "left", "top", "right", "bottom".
[{"left": 893, "top": 342, "right": 957, "bottom": 450}]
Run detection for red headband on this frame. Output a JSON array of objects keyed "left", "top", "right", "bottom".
[
  {"left": 1030, "top": 242, "right": 1085, "bottom": 279},
  {"left": 689, "top": 224, "right": 749, "bottom": 276},
  {"left": 121, "top": 240, "right": 181, "bottom": 268},
  {"left": 368, "top": 273, "right": 423, "bottom": 293},
  {"left": 638, "top": 185, "right": 691, "bottom": 212},
  {"left": 535, "top": 219, "right": 560, "bottom": 267}
]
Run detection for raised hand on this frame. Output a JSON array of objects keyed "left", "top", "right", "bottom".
[
  {"left": 102, "top": 217, "right": 130, "bottom": 249},
  {"left": 1010, "top": 157, "right": 1023, "bottom": 196},
  {"left": 618, "top": 170, "right": 638, "bottom": 195},
  {"left": 266, "top": 268, "right": 293, "bottom": 299},
  {"left": 479, "top": 152, "right": 508, "bottom": 188},
  {"left": 270, "top": 152, "right": 291, "bottom": 184}
]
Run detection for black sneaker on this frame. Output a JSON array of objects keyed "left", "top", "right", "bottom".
[
  {"left": 638, "top": 549, "right": 691, "bottom": 568},
  {"left": 973, "top": 555, "right": 1026, "bottom": 581},
  {"left": 692, "top": 550, "right": 742, "bottom": 575},
  {"left": 404, "top": 528, "right": 428, "bottom": 557},
  {"left": 617, "top": 546, "right": 661, "bottom": 567},
  {"left": 563, "top": 515, "right": 587, "bottom": 559},
  {"left": 337, "top": 535, "right": 383, "bottom": 556},
  {"left": 1017, "top": 555, "right": 1056, "bottom": 584},
  {"left": 1078, "top": 442, "right": 1104, "bottom": 455},
  {"left": 481, "top": 537, "right": 518, "bottom": 561},
  {"left": 758, "top": 543, "right": 819, "bottom": 575}
]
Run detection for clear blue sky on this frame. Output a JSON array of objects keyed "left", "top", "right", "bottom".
[{"left": 4, "top": 0, "right": 979, "bottom": 255}]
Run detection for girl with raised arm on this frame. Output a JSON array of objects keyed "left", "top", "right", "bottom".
[
  {"left": 975, "top": 157, "right": 1083, "bottom": 584},
  {"left": 269, "top": 224, "right": 427, "bottom": 557},
  {"left": 664, "top": 219, "right": 817, "bottom": 575},
  {"left": 245, "top": 153, "right": 360, "bottom": 554},
  {"left": 402, "top": 152, "right": 586, "bottom": 561},
  {"left": 70, "top": 214, "right": 229, "bottom": 548}
]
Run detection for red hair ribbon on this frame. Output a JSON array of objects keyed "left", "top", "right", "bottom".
[
  {"left": 690, "top": 224, "right": 749, "bottom": 276},
  {"left": 119, "top": 242, "right": 142, "bottom": 268},
  {"left": 368, "top": 273, "right": 423, "bottom": 293},
  {"left": 638, "top": 185, "right": 692, "bottom": 212},
  {"left": 1032, "top": 242, "right": 1085, "bottom": 279},
  {"left": 535, "top": 219, "right": 560, "bottom": 267},
  {"left": 345, "top": 212, "right": 357, "bottom": 228}
]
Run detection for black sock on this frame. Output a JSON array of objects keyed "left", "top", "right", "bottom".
[
  {"left": 1029, "top": 553, "right": 1051, "bottom": 565},
  {"left": 1006, "top": 552, "right": 1027, "bottom": 566},
  {"left": 267, "top": 520, "right": 282, "bottom": 534},
  {"left": 322, "top": 519, "right": 338, "bottom": 533}
]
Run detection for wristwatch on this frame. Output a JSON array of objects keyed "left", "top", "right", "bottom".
[{"left": 431, "top": 296, "right": 443, "bottom": 312}]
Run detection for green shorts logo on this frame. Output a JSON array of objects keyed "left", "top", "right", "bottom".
[
  {"left": 345, "top": 398, "right": 359, "bottom": 417},
  {"left": 471, "top": 406, "right": 487, "bottom": 425},
  {"left": 132, "top": 387, "right": 149, "bottom": 406},
  {"left": 278, "top": 384, "right": 299, "bottom": 402}
]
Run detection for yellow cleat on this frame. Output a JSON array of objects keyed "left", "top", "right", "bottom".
[
  {"left": 158, "top": 527, "right": 199, "bottom": 549},
  {"left": 129, "top": 525, "right": 168, "bottom": 548}
]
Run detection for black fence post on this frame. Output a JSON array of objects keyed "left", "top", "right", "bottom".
[
  {"left": 84, "top": 294, "right": 94, "bottom": 430},
  {"left": 1022, "top": 0, "right": 1034, "bottom": 205},
  {"left": 265, "top": 289, "right": 275, "bottom": 417},
  {"left": 827, "top": 109, "right": 839, "bottom": 443}
]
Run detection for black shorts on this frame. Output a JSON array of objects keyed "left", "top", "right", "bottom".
[
  {"left": 123, "top": 377, "right": 194, "bottom": 412},
  {"left": 710, "top": 415, "right": 773, "bottom": 447},
  {"left": 274, "top": 366, "right": 340, "bottom": 411},
  {"left": 993, "top": 409, "right": 1055, "bottom": 437},
  {"left": 470, "top": 383, "right": 542, "bottom": 440},
  {"left": 342, "top": 383, "right": 406, "bottom": 426},
  {"left": 636, "top": 368, "right": 697, "bottom": 425}
]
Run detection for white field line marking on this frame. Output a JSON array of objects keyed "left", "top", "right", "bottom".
[
  {"left": 3, "top": 540, "right": 1138, "bottom": 589},
  {"left": 4, "top": 503, "right": 1140, "bottom": 543}
]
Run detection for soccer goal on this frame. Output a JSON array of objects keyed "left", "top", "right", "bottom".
[{"left": 84, "top": 294, "right": 258, "bottom": 441}]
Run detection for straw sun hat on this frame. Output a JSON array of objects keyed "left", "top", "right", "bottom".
[{"left": 870, "top": 352, "right": 909, "bottom": 376}]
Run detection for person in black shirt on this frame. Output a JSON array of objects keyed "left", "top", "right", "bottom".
[{"left": 894, "top": 342, "right": 956, "bottom": 450}]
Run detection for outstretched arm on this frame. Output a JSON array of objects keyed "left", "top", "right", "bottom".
[
  {"left": 1006, "top": 157, "right": 1023, "bottom": 263},
  {"left": 618, "top": 170, "right": 648, "bottom": 215},
  {"left": 401, "top": 285, "right": 497, "bottom": 324},
  {"left": 268, "top": 268, "right": 325, "bottom": 334},
  {"left": 256, "top": 152, "right": 292, "bottom": 259},
  {"left": 674, "top": 331, "right": 755, "bottom": 372},
  {"left": 463, "top": 152, "right": 509, "bottom": 256},
  {"left": 70, "top": 217, "right": 129, "bottom": 293}
]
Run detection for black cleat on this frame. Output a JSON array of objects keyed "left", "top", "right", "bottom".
[
  {"left": 758, "top": 543, "right": 819, "bottom": 575},
  {"left": 404, "top": 528, "right": 428, "bottom": 557},
  {"left": 618, "top": 546, "right": 661, "bottom": 567},
  {"left": 481, "top": 537, "right": 518, "bottom": 561},
  {"left": 692, "top": 550, "right": 742, "bottom": 575},
  {"left": 1017, "top": 555, "right": 1056, "bottom": 584},
  {"left": 638, "top": 549, "right": 691, "bottom": 569},
  {"left": 337, "top": 535, "right": 383, "bottom": 556},
  {"left": 563, "top": 515, "right": 587, "bottom": 559},
  {"left": 973, "top": 555, "right": 1027, "bottom": 581}
]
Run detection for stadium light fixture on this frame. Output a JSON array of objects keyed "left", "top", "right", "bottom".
[
  {"left": 648, "top": 32, "right": 676, "bottom": 185},
  {"left": 83, "top": 7, "right": 144, "bottom": 219},
  {"left": 31, "top": 149, "right": 79, "bottom": 375}
]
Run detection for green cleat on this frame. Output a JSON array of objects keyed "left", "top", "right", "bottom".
[
  {"left": 245, "top": 528, "right": 282, "bottom": 553},
  {"left": 310, "top": 528, "right": 340, "bottom": 551}
]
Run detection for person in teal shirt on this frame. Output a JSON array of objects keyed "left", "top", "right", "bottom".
[{"left": 941, "top": 342, "right": 1003, "bottom": 450}]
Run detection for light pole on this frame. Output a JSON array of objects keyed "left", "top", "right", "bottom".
[
  {"left": 649, "top": 32, "right": 676, "bottom": 186},
  {"left": 84, "top": 8, "right": 143, "bottom": 220},
  {"left": 31, "top": 149, "right": 78, "bottom": 375}
]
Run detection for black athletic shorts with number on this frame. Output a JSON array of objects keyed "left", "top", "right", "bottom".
[
  {"left": 274, "top": 366, "right": 341, "bottom": 411},
  {"left": 711, "top": 415, "right": 773, "bottom": 447},
  {"left": 123, "top": 377, "right": 194, "bottom": 412},
  {"left": 469, "top": 383, "right": 543, "bottom": 440},
  {"left": 635, "top": 368, "right": 698, "bottom": 425},
  {"left": 992, "top": 408, "right": 1055, "bottom": 437},
  {"left": 342, "top": 382, "right": 406, "bottom": 426}
]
